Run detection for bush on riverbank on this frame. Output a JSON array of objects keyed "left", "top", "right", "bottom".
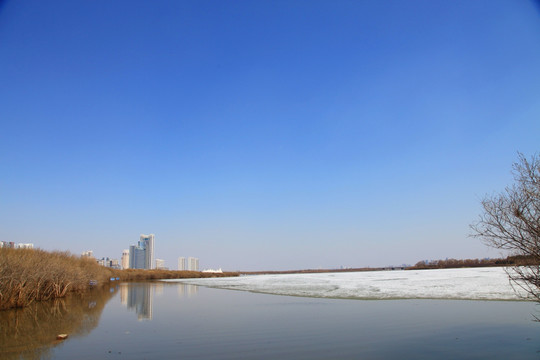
[{"left": 0, "top": 248, "right": 113, "bottom": 310}]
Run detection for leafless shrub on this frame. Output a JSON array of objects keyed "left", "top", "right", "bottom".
[{"left": 0, "top": 248, "right": 113, "bottom": 310}]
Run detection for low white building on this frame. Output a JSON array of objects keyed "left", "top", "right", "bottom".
[
  {"left": 156, "top": 258, "right": 166, "bottom": 270},
  {"left": 16, "top": 243, "right": 34, "bottom": 249}
]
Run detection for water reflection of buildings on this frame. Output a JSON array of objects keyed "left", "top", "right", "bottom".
[
  {"left": 119, "top": 283, "right": 199, "bottom": 321},
  {"left": 120, "top": 284, "right": 153, "bottom": 321},
  {"left": 155, "top": 283, "right": 164, "bottom": 296},
  {"left": 177, "top": 284, "right": 199, "bottom": 298},
  {"left": 120, "top": 284, "right": 128, "bottom": 305}
]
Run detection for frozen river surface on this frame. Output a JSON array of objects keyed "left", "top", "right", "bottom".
[{"left": 174, "top": 267, "right": 529, "bottom": 300}]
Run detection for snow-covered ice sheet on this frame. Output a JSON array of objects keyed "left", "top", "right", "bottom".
[{"left": 166, "top": 267, "right": 531, "bottom": 300}]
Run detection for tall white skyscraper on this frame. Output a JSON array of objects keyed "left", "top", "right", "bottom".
[
  {"left": 129, "top": 234, "right": 155, "bottom": 269},
  {"left": 121, "top": 249, "right": 130, "bottom": 269},
  {"left": 140, "top": 234, "right": 155, "bottom": 270},
  {"left": 188, "top": 257, "right": 199, "bottom": 271},
  {"left": 178, "top": 257, "right": 186, "bottom": 271}
]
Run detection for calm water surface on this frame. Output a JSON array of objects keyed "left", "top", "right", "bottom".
[{"left": 2, "top": 282, "right": 539, "bottom": 359}]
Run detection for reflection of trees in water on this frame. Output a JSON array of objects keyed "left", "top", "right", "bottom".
[{"left": 0, "top": 285, "right": 117, "bottom": 360}]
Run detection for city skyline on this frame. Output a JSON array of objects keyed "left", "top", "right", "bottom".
[
  {"left": 84, "top": 235, "right": 201, "bottom": 272},
  {"left": 1, "top": 1, "right": 540, "bottom": 270},
  {"left": 1, "top": 242, "right": 34, "bottom": 249}
]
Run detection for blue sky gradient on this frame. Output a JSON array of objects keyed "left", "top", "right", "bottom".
[{"left": 1, "top": 0, "right": 539, "bottom": 270}]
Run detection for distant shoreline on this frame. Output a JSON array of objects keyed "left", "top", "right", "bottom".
[
  {"left": 239, "top": 265, "right": 498, "bottom": 276},
  {"left": 239, "top": 255, "right": 538, "bottom": 275},
  {"left": 240, "top": 267, "right": 390, "bottom": 275}
]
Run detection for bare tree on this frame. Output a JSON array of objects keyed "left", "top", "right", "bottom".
[{"left": 470, "top": 153, "right": 540, "bottom": 302}]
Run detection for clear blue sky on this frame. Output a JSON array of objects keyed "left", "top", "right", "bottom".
[{"left": 1, "top": 0, "right": 539, "bottom": 271}]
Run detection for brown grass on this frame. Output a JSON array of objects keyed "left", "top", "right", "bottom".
[
  {"left": 0, "top": 248, "right": 114, "bottom": 310},
  {"left": 0, "top": 248, "right": 238, "bottom": 310},
  {"left": 110, "top": 268, "right": 239, "bottom": 281}
]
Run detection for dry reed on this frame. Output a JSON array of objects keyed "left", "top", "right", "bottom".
[
  {"left": 0, "top": 248, "right": 114, "bottom": 310},
  {"left": 110, "top": 268, "right": 238, "bottom": 281}
]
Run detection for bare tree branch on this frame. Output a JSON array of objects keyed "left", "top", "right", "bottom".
[{"left": 470, "top": 153, "right": 540, "bottom": 303}]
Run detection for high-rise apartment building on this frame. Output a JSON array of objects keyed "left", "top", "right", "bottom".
[
  {"left": 121, "top": 249, "right": 130, "bottom": 269},
  {"left": 178, "top": 257, "right": 186, "bottom": 271},
  {"left": 129, "top": 234, "right": 155, "bottom": 269},
  {"left": 129, "top": 245, "right": 144, "bottom": 269},
  {"left": 188, "top": 257, "right": 199, "bottom": 271},
  {"left": 142, "top": 234, "right": 155, "bottom": 269}
]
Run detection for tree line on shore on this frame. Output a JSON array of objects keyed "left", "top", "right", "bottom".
[{"left": 408, "top": 255, "right": 538, "bottom": 270}]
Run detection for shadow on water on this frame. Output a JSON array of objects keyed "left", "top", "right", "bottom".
[{"left": 0, "top": 285, "right": 118, "bottom": 360}]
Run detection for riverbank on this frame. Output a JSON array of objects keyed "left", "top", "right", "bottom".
[
  {"left": 109, "top": 268, "right": 238, "bottom": 281},
  {"left": 0, "top": 248, "right": 238, "bottom": 310}
]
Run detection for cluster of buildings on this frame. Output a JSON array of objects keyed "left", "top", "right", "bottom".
[
  {"left": 82, "top": 250, "right": 121, "bottom": 268},
  {"left": 98, "top": 257, "right": 120, "bottom": 268},
  {"left": 1, "top": 242, "right": 34, "bottom": 249},
  {"left": 2, "top": 235, "right": 204, "bottom": 272},
  {"left": 2, "top": 235, "right": 206, "bottom": 272},
  {"left": 83, "top": 234, "right": 201, "bottom": 271},
  {"left": 83, "top": 234, "right": 156, "bottom": 270}
]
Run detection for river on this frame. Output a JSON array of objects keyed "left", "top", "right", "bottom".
[{"left": 1, "top": 272, "right": 539, "bottom": 359}]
